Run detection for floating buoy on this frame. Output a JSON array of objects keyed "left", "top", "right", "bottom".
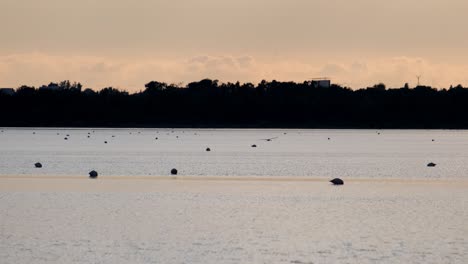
[
  {"left": 89, "top": 170, "right": 98, "bottom": 178},
  {"left": 427, "top": 162, "right": 436, "bottom": 167},
  {"left": 34, "top": 162, "right": 42, "bottom": 168},
  {"left": 251, "top": 144, "right": 257, "bottom": 148},
  {"left": 64, "top": 137, "right": 68, "bottom": 140},
  {"left": 171, "top": 168, "right": 178, "bottom": 175},
  {"left": 206, "top": 147, "right": 211, "bottom": 152},
  {"left": 155, "top": 137, "right": 158, "bottom": 140},
  {"left": 104, "top": 141, "right": 108, "bottom": 144},
  {"left": 330, "top": 178, "right": 344, "bottom": 185}
]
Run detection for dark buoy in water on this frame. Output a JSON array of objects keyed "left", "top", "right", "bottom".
[
  {"left": 427, "top": 162, "right": 436, "bottom": 167},
  {"left": 112, "top": 135, "right": 115, "bottom": 138},
  {"left": 206, "top": 147, "right": 211, "bottom": 152},
  {"left": 171, "top": 168, "right": 178, "bottom": 175},
  {"left": 330, "top": 178, "right": 344, "bottom": 185},
  {"left": 87, "top": 136, "right": 90, "bottom": 138},
  {"left": 155, "top": 137, "right": 158, "bottom": 140},
  {"left": 89, "top": 170, "right": 98, "bottom": 178},
  {"left": 104, "top": 141, "right": 108, "bottom": 144},
  {"left": 34, "top": 162, "right": 42, "bottom": 168},
  {"left": 251, "top": 144, "right": 257, "bottom": 148},
  {"left": 64, "top": 137, "right": 68, "bottom": 140},
  {"left": 432, "top": 139, "right": 435, "bottom": 142},
  {"left": 328, "top": 137, "right": 331, "bottom": 140}
]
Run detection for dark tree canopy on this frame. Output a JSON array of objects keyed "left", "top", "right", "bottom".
[{"left": 1, "top": 79, "right": 468, "bottom": 128}]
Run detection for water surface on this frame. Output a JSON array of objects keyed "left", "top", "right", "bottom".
[
  {"left": 1, "top": 128, "right": 467, "bottom": 179},
  {"left": 0, "top": 179, "right": 467, "bottom": 264}
]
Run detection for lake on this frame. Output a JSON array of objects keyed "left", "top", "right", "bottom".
[
  {"left": 1, "top": 128, "right": 467, "bottom": 263},
  {"left": 0, "top": 128, "right": 467, "bottom": 179}
]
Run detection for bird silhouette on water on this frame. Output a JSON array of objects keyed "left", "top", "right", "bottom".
[
  {"left": 261, "top": 137, "right": 278, "bottom": 142},
  {"left": 330, "top": 178, "right": 344, "bottom": 185},
  {"left": 89, "top": 170, "right": 98, "bottom": 178}
]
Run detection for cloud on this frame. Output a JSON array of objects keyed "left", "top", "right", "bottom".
[
  {"left": 315, "top": 57, "right": 468, "bottom": 88},
  {"left": 0, "top": 53, "right": 262, "bottom": 90},
  {"left": 320, "top": 63, "right": 348, "bottom": 77},
  {"left": 181, "top": 55, "right": 260, "bottom": 82},
  {"left": 0, "top": 53, "right": 467, "bottom": 91}
]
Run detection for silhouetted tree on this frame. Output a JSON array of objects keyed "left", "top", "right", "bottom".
[
  {"left": 1, "top": 79, "right": 468, "bottom": 128},
  {"left": 145, "top": 81, "right": 167, "bottom": 94}
]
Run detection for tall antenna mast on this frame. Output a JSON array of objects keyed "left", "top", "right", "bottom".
[{"left": 416, "top": 75, "right": 421, "bottom": 86}]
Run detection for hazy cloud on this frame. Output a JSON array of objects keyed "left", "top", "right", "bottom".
[{"left": 1, "top": 53, "right": 467, "bottom": 91}]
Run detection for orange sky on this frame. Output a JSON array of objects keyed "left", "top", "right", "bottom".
[{"left": 1, "top": 0, "right": 467, "bottom": 90}]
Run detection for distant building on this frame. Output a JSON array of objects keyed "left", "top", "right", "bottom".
[
  {"left": 310, "top": 78, "right": 331, "bottom": 88},
  {"left": 0, "top": 88, "right": 15, "bottom": 95}
]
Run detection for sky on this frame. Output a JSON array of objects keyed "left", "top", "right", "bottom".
[{"left": 1, "top": 0, "right": 468, "bottom": 91}]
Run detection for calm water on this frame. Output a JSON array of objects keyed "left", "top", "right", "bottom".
[
  {"left": 1, "top": 128, "right": 467, "bottom": 179},
  {"left": 1, "top": 180, "right": 467, "bottom": 264},
  {"left": 1, "top": 128, "right": 467, "bottom": 263}
]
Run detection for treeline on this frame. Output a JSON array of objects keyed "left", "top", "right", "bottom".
[{"left": 1, "top": 79, "right": 468, "bottom": 128}]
